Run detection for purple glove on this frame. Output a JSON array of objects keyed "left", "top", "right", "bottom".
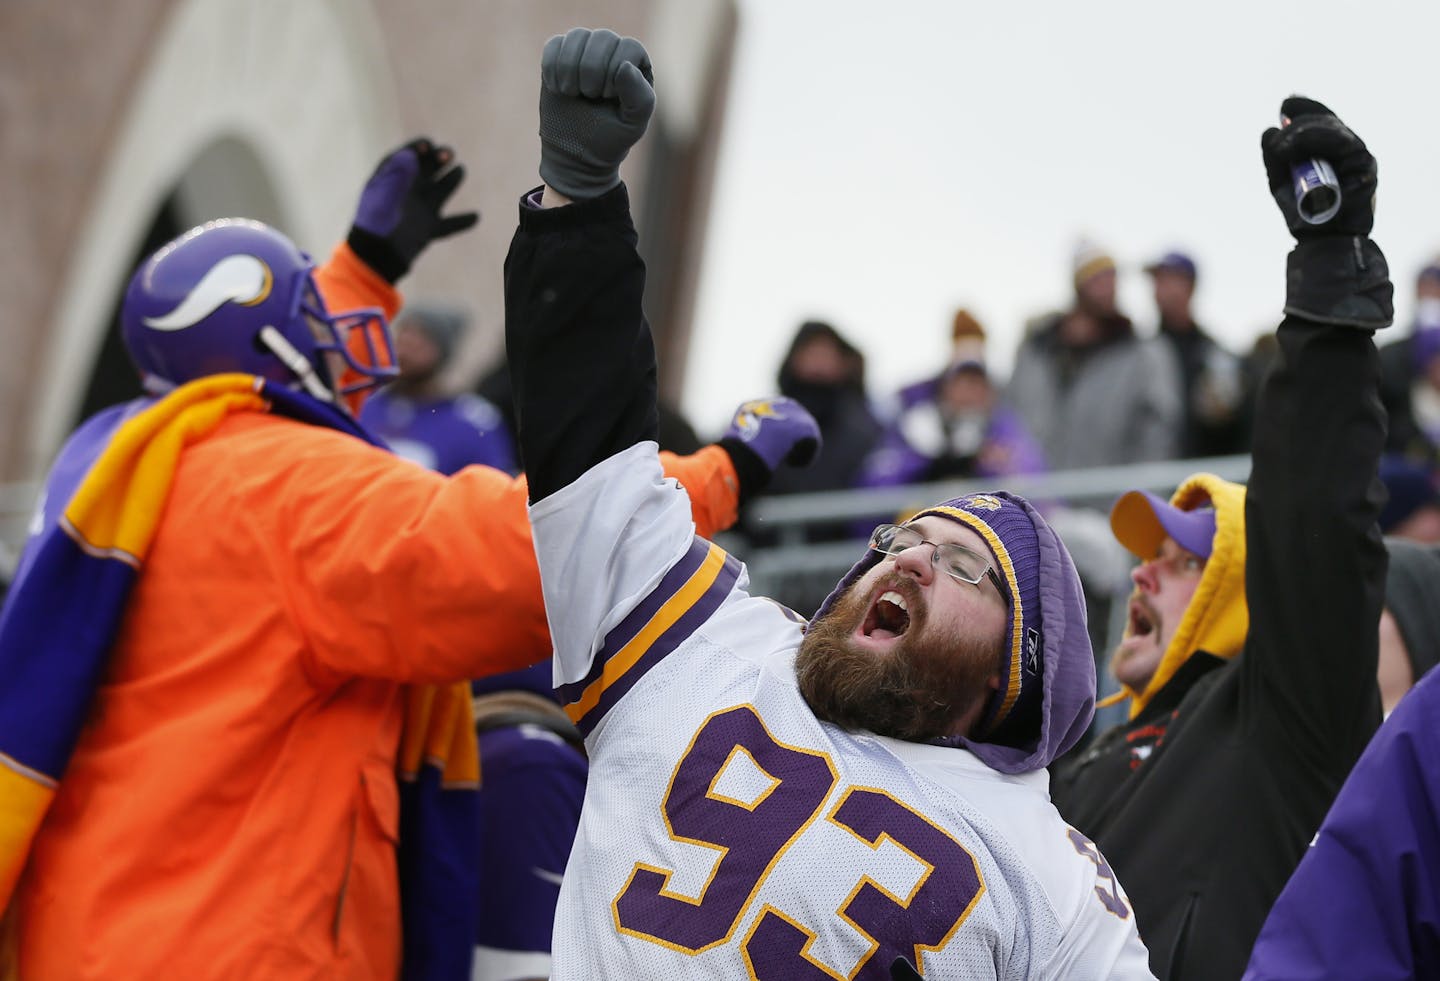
[
  {"left": 723, "top": 397, "right": 822, "bottom": 472},
  {"left": 347, "top": 138, "right": 478, "bottom": 284}
]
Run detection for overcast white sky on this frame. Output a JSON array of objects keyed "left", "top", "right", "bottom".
[{"left": 681, "top": 0, "right": 1440, "bottom": 434}]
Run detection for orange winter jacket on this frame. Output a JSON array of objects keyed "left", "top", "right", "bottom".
[{"left": 12, "top": 245, "right": 739, "bottom": 980}]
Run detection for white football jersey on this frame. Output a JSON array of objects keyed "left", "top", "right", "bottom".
[{"left": 531, "top": 443, "right": 1154, "bottom": 980}]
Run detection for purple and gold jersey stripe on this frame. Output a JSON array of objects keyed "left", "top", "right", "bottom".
[
  {"left": 561, "top": 538, "right": 741, "bottom": 737},
  {"left": 555, "top": 536, "right": 714, "bottom": 705}
]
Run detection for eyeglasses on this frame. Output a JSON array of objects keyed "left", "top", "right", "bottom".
[{"left": 868, "top": 523, "right": 1006, "bottom": 596}]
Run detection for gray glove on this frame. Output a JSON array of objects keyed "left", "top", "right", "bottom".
[{"left": 538, "top": 27, "right": 655, "bottom": 200}]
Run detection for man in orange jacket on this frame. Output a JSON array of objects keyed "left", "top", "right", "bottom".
[{"left": 0, "top": 139, "right": 816, "bottom": 979}]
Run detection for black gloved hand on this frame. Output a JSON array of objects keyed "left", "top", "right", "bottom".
[
  {"left": 538, "top": 27, "right": 655, "bottom": 200},
  {"left": 347, "top": 138, "right": 479, "bottom": 284},
  {"left": 1259, "top": 96, "right": 1392, "bottom": 329},
  {"left": 1260, "top": 96, "right": 1376, "bottom": 239}
]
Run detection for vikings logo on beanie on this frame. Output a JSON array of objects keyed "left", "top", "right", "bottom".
[{"left": 815, "top": 492, "right": 1045, "bottom": 749}]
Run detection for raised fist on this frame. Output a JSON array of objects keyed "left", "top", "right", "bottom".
[
  {"left": 1259, "top": 96, "right": 1392, "bottom": 329},
  {"left": 1260, "top": 97, "right": 1376, "bottom": 240},
  {"left": 538, "top": 28, "right": 655, "bottom": 200}
]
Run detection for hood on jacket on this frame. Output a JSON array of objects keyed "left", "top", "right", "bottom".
[
  {"left": 813, "top": 491, "right": 1095, "bottom": 774},
  {"left": 1104, "top": 473, "right": 1249, "bottom": 719},
  {"left": 1383, "top": 538, "right": 1440, "bottom": 681}
]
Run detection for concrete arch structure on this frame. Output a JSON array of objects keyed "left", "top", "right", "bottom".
[{"left": 26, "top": 0, "right": 399, "bottom": 480}]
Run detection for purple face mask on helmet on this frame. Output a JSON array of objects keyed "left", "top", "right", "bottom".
[{"left": 120, "top": 218, "right": 398, "bottom": 403}]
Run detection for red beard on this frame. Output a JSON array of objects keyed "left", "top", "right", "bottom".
[{"left": 795, "top": 574, "right": 1000, "bottom": 742}]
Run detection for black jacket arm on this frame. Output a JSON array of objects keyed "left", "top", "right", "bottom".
[{"left": 503, "top": 185, "right": 659, "bottom": 503}]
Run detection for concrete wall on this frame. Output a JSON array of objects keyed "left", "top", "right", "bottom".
[{"left": 0, "top": 0, "right": 733, "bottom": 498}]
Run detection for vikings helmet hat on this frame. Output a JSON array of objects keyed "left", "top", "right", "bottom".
[{"left": 121, "top": 218, "right": 397, "bottom": 402}]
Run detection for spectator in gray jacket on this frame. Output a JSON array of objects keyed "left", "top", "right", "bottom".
[{"left": 1007, "top": 239, "right": 1183, "bottom": 470}]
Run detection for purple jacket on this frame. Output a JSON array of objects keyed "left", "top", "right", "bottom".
[
  {"left": 360, "top": 390, "right": 518, "bottom": 476},
  {"left": 858, "top": 399, "right": 1047, "bottom": 488},
  {"left": 1243, "top": 666, "right": 1440, "bottom": 980}
]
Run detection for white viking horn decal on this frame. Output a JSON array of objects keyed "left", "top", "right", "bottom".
[{"left": 143, "top": 255, "right": 273, "bottom": 331}]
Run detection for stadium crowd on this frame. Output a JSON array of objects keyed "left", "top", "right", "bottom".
[{"left": 2, "top": 23, "right": 1440, "bottom": 981}]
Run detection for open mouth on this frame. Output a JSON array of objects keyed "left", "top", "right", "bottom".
[
  {"left": 862, "top": 589, "right": 912, "bottom": 641},
  {"left": 1128, "top": 599, "right": 1155, "bottom": 638}
]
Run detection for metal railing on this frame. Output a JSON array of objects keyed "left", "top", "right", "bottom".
[
  {"left": 746, "top": 454, "right": 1253, "bottom": 545},
  {"left": 732, "top": 454, "right": 1249, "bottom": 587}
]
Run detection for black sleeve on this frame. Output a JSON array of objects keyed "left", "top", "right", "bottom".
[
  {"left": 503, "top": 184, "right": 658, "bottom": 503},
  {"left": 1244, "top": 306, "right": 1387, "bottom": 772}
]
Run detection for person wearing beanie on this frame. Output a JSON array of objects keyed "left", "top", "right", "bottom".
[
  {"left": 502, "top": 28, "right": 1153, "bottom": 978},
  {"left": 861, "top": 309, "right": 1046, "bottom": 489},
  {"left": 1006, "top": 236, "right": 1183, "bottom": 470},
  {"left": 1050, "top": 97, "right": 1393, "bottom": 980},
  {"left": 1244, "top": 539, "right": 1440, "bottom": 980},
  {"left": 359, "top": 302, "right": 521, "bottom": 475}
]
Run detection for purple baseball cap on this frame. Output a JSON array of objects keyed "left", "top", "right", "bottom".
[
  {"left": 1110, "top": 489, "right": 1217, "bottom": 560},
  {"left": 1144, "top": 250, "right": 1197, "bottom": 281}
]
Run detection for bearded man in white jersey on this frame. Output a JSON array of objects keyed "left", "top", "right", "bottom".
[{"left": 503, "top": 27, "right": 1155, "bottom": 980}]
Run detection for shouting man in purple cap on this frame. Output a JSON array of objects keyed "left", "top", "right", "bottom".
[
  {"left": 502, "top": 27, "right": 1153, "bottom": 981},
  {"left": 1051, "top": 98, "right": 1392, "bottom": 979}
]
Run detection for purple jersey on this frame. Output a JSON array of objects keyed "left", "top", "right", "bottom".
[
  {"left": 1244, "top": 668, "right": 1440, "bottom": 980},
  {"left": 361, "top": 391, "right": 518, "bottom": 476},
  {"left": 473, "top": 723, "right": 587, "bottom": 981}
]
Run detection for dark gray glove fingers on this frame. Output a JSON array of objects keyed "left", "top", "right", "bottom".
[
  {"left": 610, "top": 37, "right": 654, "bottom": 96},
  {"left": 614, "top": 62, "right": 656, "bottom": 124},
  {"left": 540, "top": 34, "right": 565, "bottom": 92},
  {"left": 578, "top": 29, "right": 622, "bottom": 99},
  {"left": 555, "top": 28, "right": 593, "bottom": 96}
]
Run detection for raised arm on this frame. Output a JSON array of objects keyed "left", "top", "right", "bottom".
[
  {"left": 504, "top": 29, "right": 659, "bottom": 501},
  {"left": 505, "top": 31, "right": 818, "bottom": 504},
  {"left": 1245, "top": 97, "right": 1390, "bottom": 770},
  {"left": 329, "top": 137, "right": 479, "bottom": 417}
]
